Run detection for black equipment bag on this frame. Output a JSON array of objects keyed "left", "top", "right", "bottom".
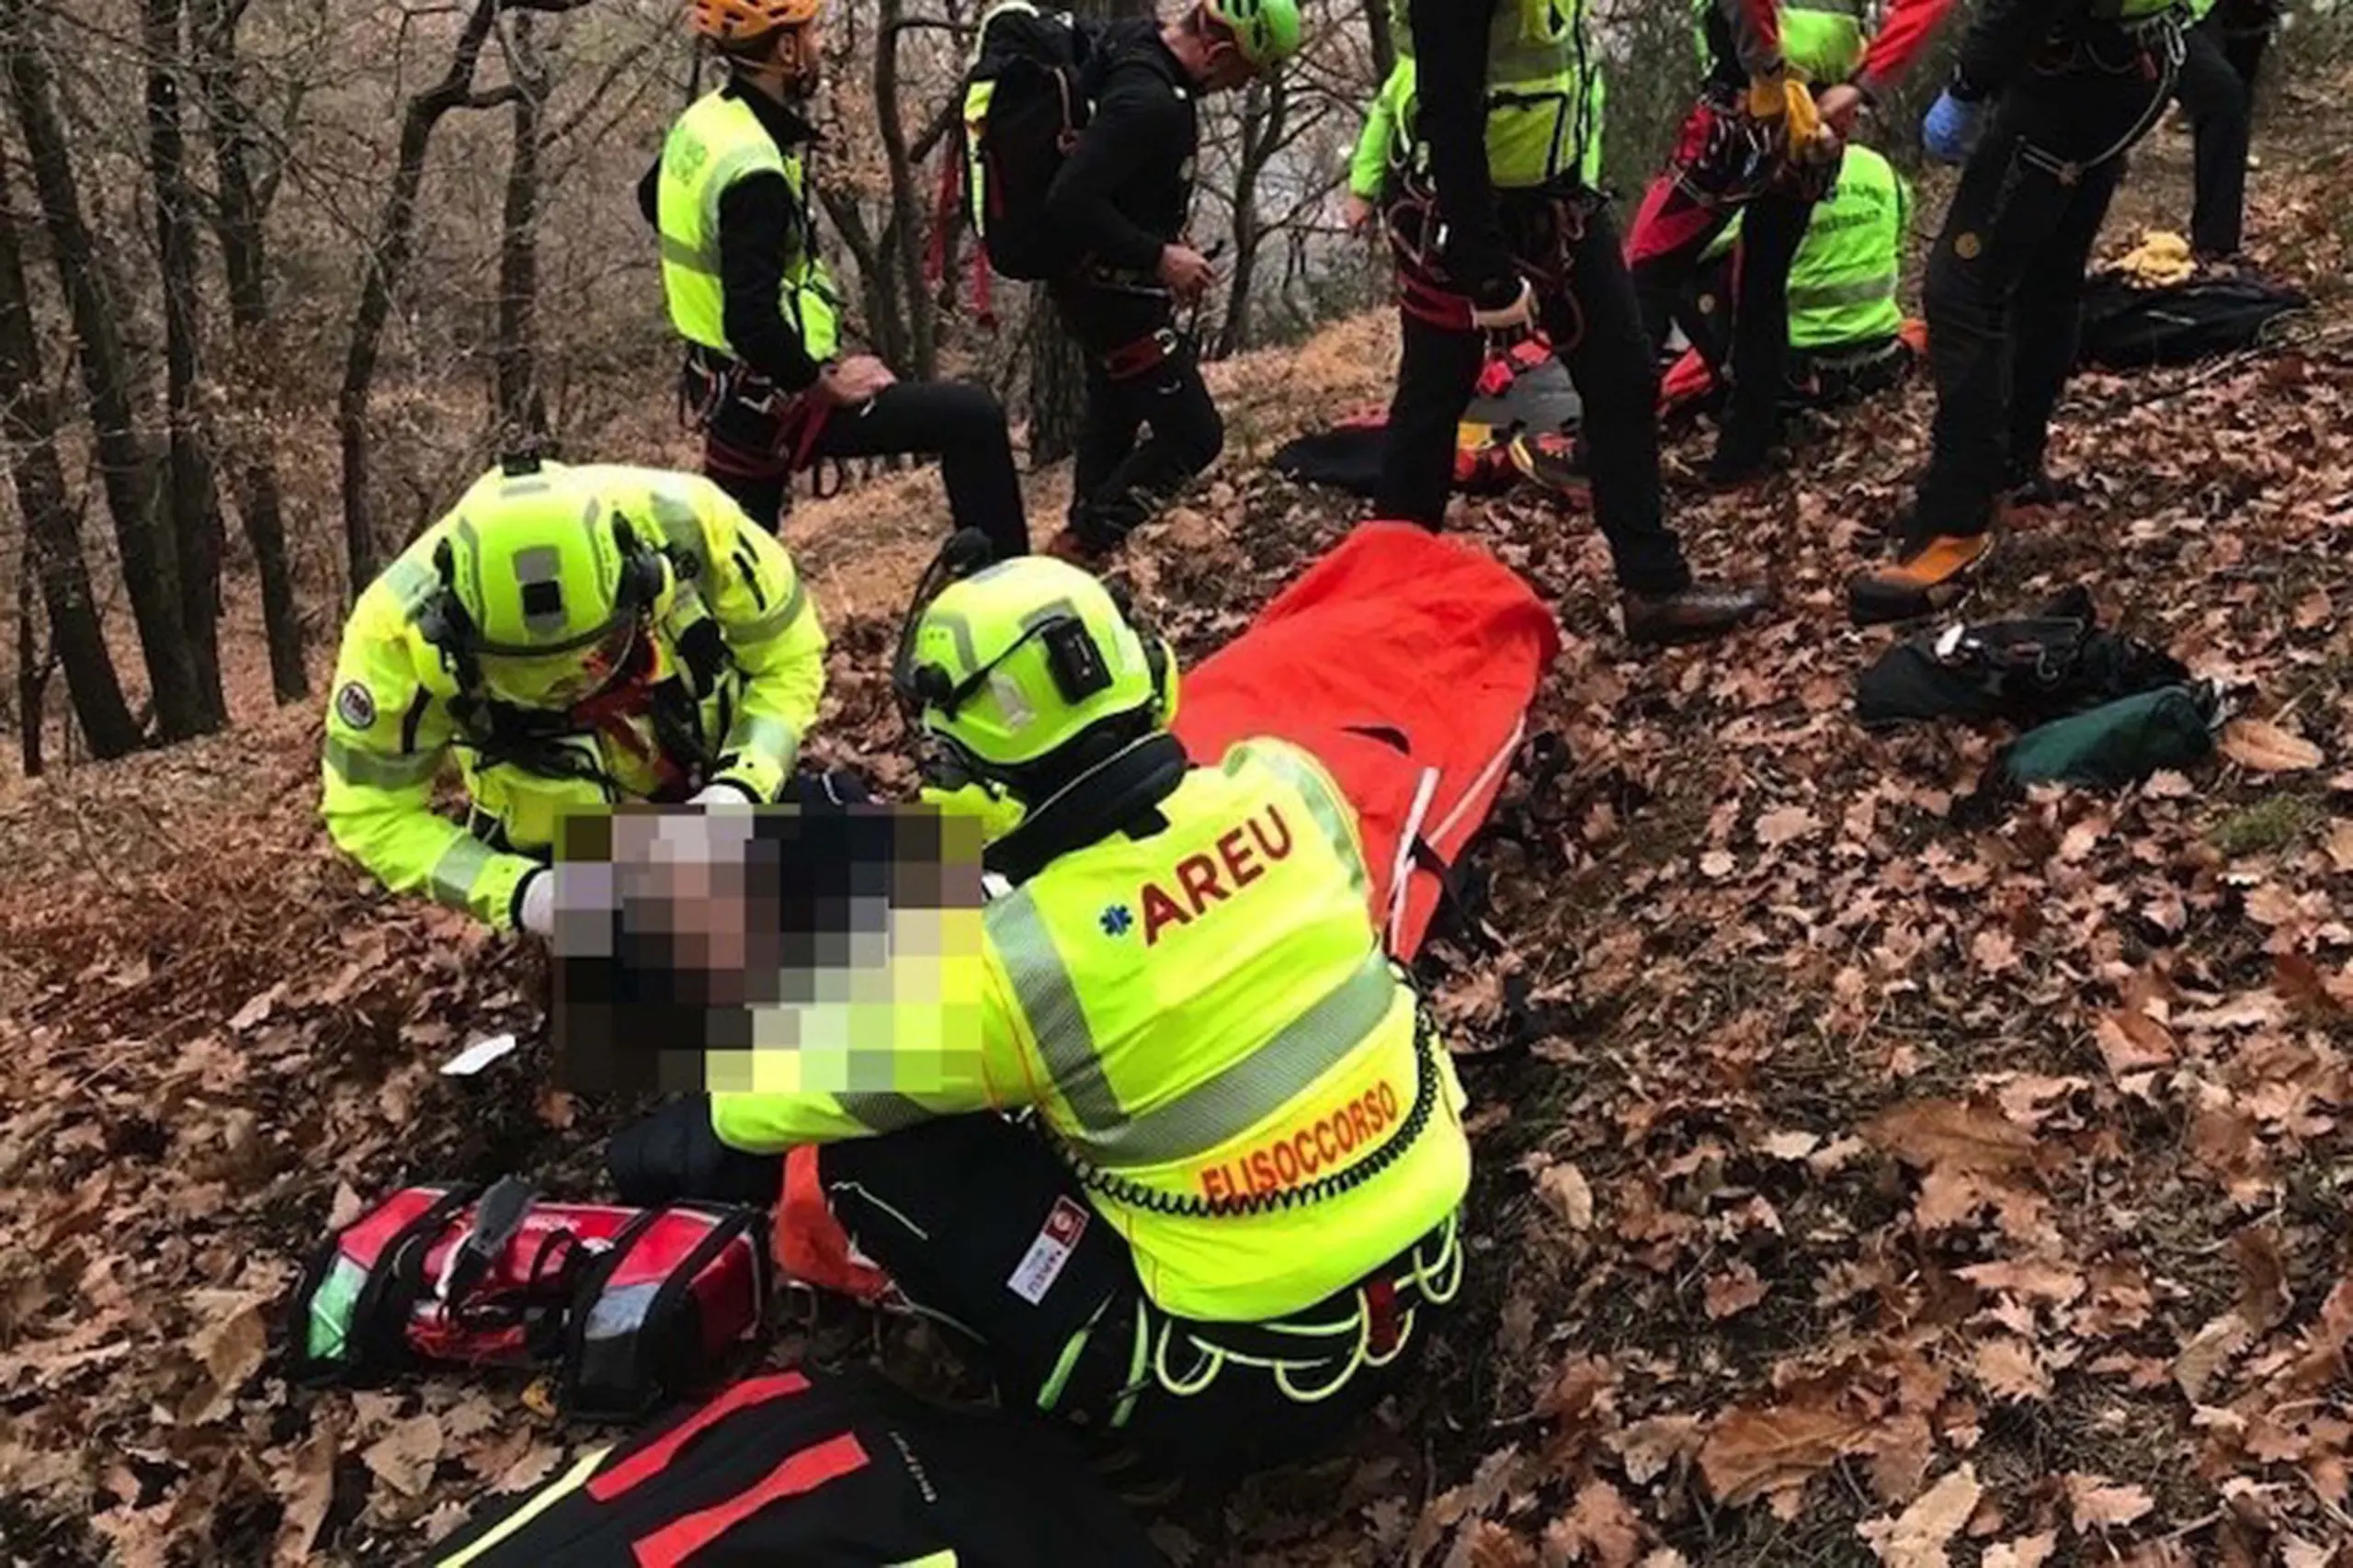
[
  {"left": 1855, "top": 586, "right": 2190, "bottom": 733},
  {"left": 428, "top": 1366, "right": 1171, "bottom": 1567},
  {"left": 2077, "top": 274, "right": 2308, "bottom": 369}
]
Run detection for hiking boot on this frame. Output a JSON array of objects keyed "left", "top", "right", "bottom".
[
  {"left": 1042, "top": 527, "right": 1118, "bottom": 571},
  {"left": 1084, "top": 1440, "right": 1185, "bottom": 1509},
  {"left": 1703, "top": 433, "right": 1777, "bottom": 491},
  {"left": 1621, "top": 581, "right": 1774, "bottom": 646},
  {"left": 1847, "top": 532, "right": 1992, "bottom": 626},
  {"left": 1507, "top": 430, "right": 1589, "bottom": 502},
  {"left": 2002, "top": 467, "right": 2083, "bottom": 510}
]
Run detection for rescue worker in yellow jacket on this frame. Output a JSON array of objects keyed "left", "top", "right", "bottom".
[
  {"left": 607, "top": 535, "right": 1472, "bottom": 1482},
  {"left": 320, "top": 458, "right": 827, "bottom": 935},
  {"left": 645, "top": 0, "right": 1028, "bottom": 554}
]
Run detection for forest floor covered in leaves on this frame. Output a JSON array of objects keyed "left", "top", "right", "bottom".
[{"left": 5, "top": 90, "right": 2353, "bottom": 1568}]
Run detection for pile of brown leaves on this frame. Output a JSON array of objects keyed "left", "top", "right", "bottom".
[{"left": 4, "top": 85, "right": 2351, "bottom": 1568}]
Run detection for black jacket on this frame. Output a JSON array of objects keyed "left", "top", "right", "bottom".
[
  {"left": 637, "top": 80, "right": 828, "bottom": 392},
  {"left": 1952, "top": 0, "right": 2174, "bottom": 100},
  {"left": 1041, "top": 21, "right": 1196, "bottom": 277}
]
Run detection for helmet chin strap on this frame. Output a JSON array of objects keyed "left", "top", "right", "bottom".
[{"left": 983, "top": 731, "right": 1189, "bottom": 887}]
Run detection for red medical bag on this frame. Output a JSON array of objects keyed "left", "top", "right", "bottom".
[{"left": 290, "top": 1177, "right": 768, "bottom": 1422}]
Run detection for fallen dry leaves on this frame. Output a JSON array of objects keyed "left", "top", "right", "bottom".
[{"left": 4, "top": 96, "right": 2353, "bottom": 1568}]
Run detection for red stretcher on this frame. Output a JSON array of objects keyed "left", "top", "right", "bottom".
[{"left": 1171, "top": 520, "right": 1562, "bottom": 961}]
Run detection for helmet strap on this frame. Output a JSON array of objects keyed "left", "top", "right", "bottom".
[{"left": 983, "top": 730, "right": 1188, "bottom": 886}]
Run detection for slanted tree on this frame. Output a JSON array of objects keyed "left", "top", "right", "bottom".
[{"left": 0, "top": 173, "right": 141, "bottom": 764}]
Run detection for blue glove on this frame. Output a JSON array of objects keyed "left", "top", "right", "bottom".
[{"left": 1922, "top": 91, "right": 1984, "bottom": 166}]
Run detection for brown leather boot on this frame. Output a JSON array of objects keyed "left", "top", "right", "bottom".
[
  {"left": 1621, "top": 581, "right": 1774, "bottom": 646},
  {"left": 1847, "top": 532, "right": 1992, "bottom": 626},
  {"left": 1042, "top": 528, "right": 1116, "bottom": 571}
]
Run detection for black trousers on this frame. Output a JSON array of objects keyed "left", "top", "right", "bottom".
[
  {"left": 1907, "top": 27, "right": 2180, "bottom": 546},
  {"left": 816, "top": 1114, "right": 1426, "bottom": 1483},
  {"left": 1629, "top": 180, "right": 1824, "bottom": 469},
  {"left": 2176, "top": 10, "right": 2262, "bottom": 257},
  {"left": 1376, "top": 193, "right": 1692, "bottom": 598},
  {"left": 1052, "top": 283, "right": 1224, "bottom": 549},
  {"left": 701, "top": 371, "right": 1029, "bottom": 560}
]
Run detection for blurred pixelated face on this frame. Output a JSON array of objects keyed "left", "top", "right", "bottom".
[{"left": 548, "top": 801, "right": 989, "bottom": 1099}]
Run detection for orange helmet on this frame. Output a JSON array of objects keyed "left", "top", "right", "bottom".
[{"left": 689, "top": 0, "right": 821, "bottom": 44}]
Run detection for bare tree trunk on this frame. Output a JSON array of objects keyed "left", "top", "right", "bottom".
[
  {"left": 875, "top": 0, "right": 937, "bottom": 379},
  {"left": 2, "top": 0, "right": 206, "bottom": 739},
  {"left": 1362, "top": 0, "right": 1396, "bottom": 82},
  {"left": 494, "top": 11, "right": 551, "bottom": 449},
  {"left": 17, "top": 551, "right": 46, "bottom": 775},
  {"left": 0, "top": 179, "right": 142, "bottom": 760},
  {"left": 146, "top": 0, "right": 229, "bottom": 730},
  {"left": 817, "top": 183, "right": 914, "bottom": 373},
  {"left": 1215, "top": 74, "right": 1287, "bottom": 358},
  {"left": 339, "top": 0, "right": 585, "bottom": 594},
  {"left": 1024, "top": 300, "right": 1088, "bottom": 468},
  {"left": 192, "top": 0, "right": 306, "bottom": 702}
]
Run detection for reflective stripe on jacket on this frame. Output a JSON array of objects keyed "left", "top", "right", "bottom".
[
  {"left": 1357, "top": 52, "right": 1606, "bottom": 199},
  {"left": 656, "top": 89, "right": 843, "bottom": 363},
  {"left": 320, "top": 465, "right": 826, "bottom": 928},
  {"left": 713, "top": 738, "right": 1474, "bottom": 1323}
]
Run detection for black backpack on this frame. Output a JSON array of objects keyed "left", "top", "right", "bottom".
[
  {"left": 2076, "top": 274, "right": 2308, "bottom": 369},
  {"left": 960, "top": 2, "right": 1097, "bottom": 281}
]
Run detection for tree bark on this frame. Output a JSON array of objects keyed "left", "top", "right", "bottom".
[
  {"left": 191, "top": 0, "right": 306, "bottom": 702},
  {"left": 1215, "top": 74, "right": 1287, "bottom": 358},
  {"left": 0, "top": 179, "right": 142, "bottom": 761},
  {"left": 146, "top": 0, "right": 230, "bottom": 730},
  {"left": 494, "top": 10, "right": 551, "bottom": 449},
  {"left": 2, "top": 0, "right": 207, "bottom": 739},
  {"left": 874, "top": 0, "right": 936, "bottom": 379},
  {"left": 816, "top": 183, "right": 912, "bottom": 373},
  {"left": 17, "top": 546, "right": 45, "bottom": 776}
]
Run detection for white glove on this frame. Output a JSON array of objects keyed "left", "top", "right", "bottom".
[
  {"left": 690, "top": 780, "right": 757, "bottom": 808},
  {"left": 516, "top": 869, "right": 555, "bottom": 937}
]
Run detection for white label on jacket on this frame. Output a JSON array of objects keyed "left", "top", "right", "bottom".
[{"left": 1006, "top": 1197, "right": 1090, "bottom": 1304}]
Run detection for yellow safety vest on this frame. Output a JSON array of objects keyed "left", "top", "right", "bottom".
[
  {"left": 656, "top": 88, "right": 843, "bottom": 365},
  {"left": 1784, "top": 145, "right": 1905, "bottom": 349},
  {"left": 985, "top": 740, "right": 1471, "bottom": 1322},
  {"left": 1393, "top": 0, "right": 1604, "bottom": 191}
]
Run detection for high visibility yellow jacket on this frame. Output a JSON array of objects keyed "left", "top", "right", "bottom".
[
  {"left": 320, "top": 466, "right": 827, "bottom": 930},
  {"left": 1705, "top": 142, "right": 1909, "bottom": 350},
  {"left": 656, "top": 86, "right": 843, "bottom": 365},
  {"left": 1349, "top": 54, "right": 1607, "bottom": 201},
  {"left": 1384, "top": 0, "right": 1608, "bottom": 193},
  {"left": 713, "top": 738, "right": 1473, "bottom": 1324}
]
